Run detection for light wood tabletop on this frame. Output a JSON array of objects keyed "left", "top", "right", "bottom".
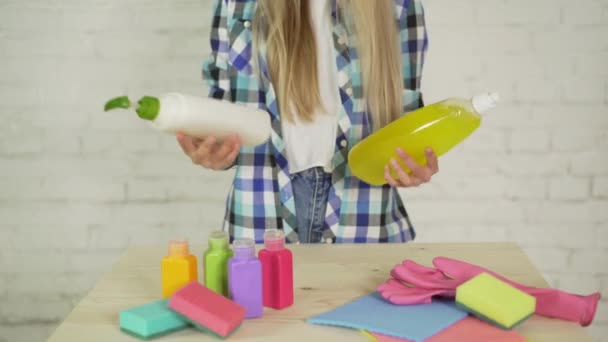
[{"left": 47, "top": 242, "right": 591, "bottom": 341}]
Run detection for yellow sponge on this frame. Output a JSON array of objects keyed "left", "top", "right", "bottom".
[{"left": 455, "top": 272, "right": 536, "bottom": 330}]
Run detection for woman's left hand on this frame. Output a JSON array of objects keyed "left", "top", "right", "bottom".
[{"left": 384, "top": 147, "right": 439, "bottom": 187}]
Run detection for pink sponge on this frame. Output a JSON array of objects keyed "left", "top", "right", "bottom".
[{"left": 168, "top": 281, "right": 246, "bottom": 338}]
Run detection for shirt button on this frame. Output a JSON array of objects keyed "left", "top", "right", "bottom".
[
  {"left": 243, "top": 20, "right": 251, "bottom": 28},
  {"left": 340, "top": 139, "right": 347, "bottom": 147}
]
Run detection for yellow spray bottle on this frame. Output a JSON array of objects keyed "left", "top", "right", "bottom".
[
  {"left": 348, "top": 92, "right": 499, "bottom": 186},
  {"left": 161, "top": 239, "right": 198, "bottom": 298}
]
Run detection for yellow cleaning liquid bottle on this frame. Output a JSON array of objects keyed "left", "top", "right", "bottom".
[
  {"left": 161, "top": 239, "right": 198, "bottom": 298},
  {"left": 348, "top": 92, "right": 499, "bottom": 186}
]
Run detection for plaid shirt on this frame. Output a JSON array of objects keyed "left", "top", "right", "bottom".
[{"left": 203, "top": 0, "right": 428, "bottom": 244}]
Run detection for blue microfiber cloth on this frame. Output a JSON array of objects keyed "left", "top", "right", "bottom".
[{"left": 307, "top": 292, "right": 467, "bottom": 342}]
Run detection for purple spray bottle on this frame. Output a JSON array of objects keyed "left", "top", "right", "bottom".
[{"left": 228, "top": 238, "right": 263, "bottom": 318}]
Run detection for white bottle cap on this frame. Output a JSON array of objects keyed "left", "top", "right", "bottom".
[{"left": 471, "top": 92, "right": 499, "bottom": 115}]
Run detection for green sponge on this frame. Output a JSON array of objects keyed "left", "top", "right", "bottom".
[
  {"left": 119, "top": 299, "right": 189, "bottom": 339},
  {"left": 455, "top": 272, "right": 536, "bottom": 330}
]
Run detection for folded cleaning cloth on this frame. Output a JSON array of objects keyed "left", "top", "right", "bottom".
[{"left": 362, "top": 316, "right": 526, "bottom": 342}]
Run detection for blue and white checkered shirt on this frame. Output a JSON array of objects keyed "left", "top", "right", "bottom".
[{"left": 203, "top": 0, "right": 429, "bottom": 244}]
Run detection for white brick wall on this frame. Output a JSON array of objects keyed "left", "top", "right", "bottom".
[
  {"left": 418, "top": 2, "right": 608, "bottom": 341},
  {"left": 0, "top": 0, "right": 606, "bottom": 341}
]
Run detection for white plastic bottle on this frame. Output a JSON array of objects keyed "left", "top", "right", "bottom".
[{"left": 104, "top": 93, "right": 271, "bottom": 147}]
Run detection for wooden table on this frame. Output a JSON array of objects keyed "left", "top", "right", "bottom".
[{"left": 48, "top": 243, "right": 591, "bottom": 341}]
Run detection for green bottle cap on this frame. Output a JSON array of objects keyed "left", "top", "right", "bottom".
[
  {"left": 135, "top": 96, "right": 160, "bottom": 121},
  {"left": 103, "top": 95, "right": 160, "bottom": 121}
]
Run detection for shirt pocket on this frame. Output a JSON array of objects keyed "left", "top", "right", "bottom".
[{"left": 227, "top": 4, "right": 255, "bottom": 75}]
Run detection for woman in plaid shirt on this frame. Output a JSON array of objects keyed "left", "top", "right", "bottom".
[{"left": 177, "top": 0, "right": 437, "bottom": 244}]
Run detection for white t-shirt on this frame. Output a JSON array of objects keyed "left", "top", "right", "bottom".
[{"left": 281, "top": 0, "right": 339, "bottom": 174}]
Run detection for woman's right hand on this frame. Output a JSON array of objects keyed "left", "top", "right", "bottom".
[{"left": 176, "top": 132, "right": 241, "bottom": 170}]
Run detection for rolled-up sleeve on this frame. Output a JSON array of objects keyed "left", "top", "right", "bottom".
[{"left": 203, "top": 0, "right": 232, "bottom": 101}]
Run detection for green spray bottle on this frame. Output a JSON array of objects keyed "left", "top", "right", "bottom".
[{"left": 203, "top": 231, "right": 233, "bottom": 296}]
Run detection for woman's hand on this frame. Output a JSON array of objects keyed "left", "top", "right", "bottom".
[
  {"left": 384, "top": 147, "right": 438, "bottom": 187},
  {"left": 176, "top": 132, "right": 241, "bottom": 170}
]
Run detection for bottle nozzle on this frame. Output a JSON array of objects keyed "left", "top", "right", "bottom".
[
  {"left": 168, "top": 239, "right": 189, "bottom": 257},
  {"left": 264, "top": 229, "right": 285, "bottom": 251},
  {"left": 209, "top": 230, "right": 229, "bottom": 250},
  {"left": 233, "top": 238, "right": 256, "bottom": 258},
  {"left": 472, "top": 92, "right": 499, "bottom": 115},
  {"left": 104, "top": 96, "right": 131, "bottom": 111}
]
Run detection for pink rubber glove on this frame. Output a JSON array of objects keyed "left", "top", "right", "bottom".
[
  {"left": 377, "top": 279, "right": 454, "bottom": 305},
  {"left": 433, "top": 257, "right": 601, "bottom": 327},
  {"left": 390, "top": 260, "right": 463, "bottom": 290},
  {"left": 377, "top": 259, "right": 461, "bottom": 305},
  {"left": 378, "top": 257, "right": 601, "bottom": 326}
]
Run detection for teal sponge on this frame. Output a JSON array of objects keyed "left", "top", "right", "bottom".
[{"left": 119, "top": 299, "right": 189, "bottom": 339}]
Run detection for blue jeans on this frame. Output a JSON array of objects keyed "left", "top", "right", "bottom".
[{"left": 291, "top": 167, "right": 332, "bottom": 244}]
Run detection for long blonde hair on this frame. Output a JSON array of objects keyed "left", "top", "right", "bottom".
[{"left": 253, "top": 0, "right": 402, "bottom": 130}]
